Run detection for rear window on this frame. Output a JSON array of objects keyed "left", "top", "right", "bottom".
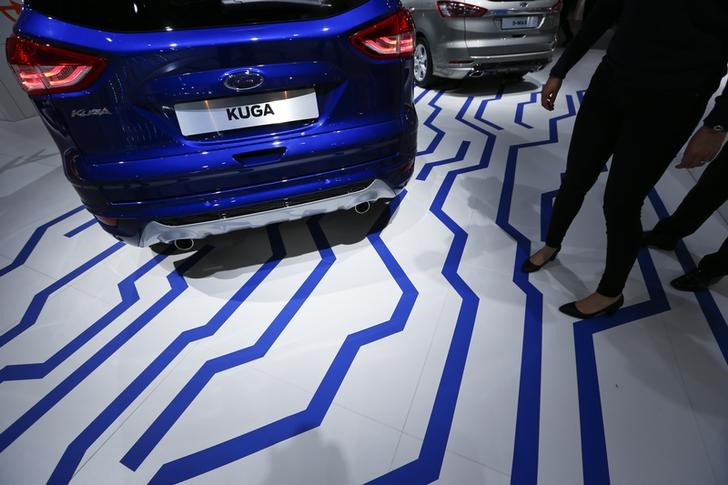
[{"left": 26, "top": 0, "right": 367, "bottom": 32}]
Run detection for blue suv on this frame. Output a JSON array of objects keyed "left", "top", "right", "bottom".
[{"left": 7, "top": 0, "right": 417, "bottom": 247}]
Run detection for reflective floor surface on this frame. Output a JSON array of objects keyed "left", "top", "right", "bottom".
[{"left": 1, "top": 51, "right": 726, "bottom": 485}]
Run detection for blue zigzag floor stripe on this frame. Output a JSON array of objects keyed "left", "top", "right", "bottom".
[
  {"left": 454, "top": 95, "right": 501, "bottom": 154},
  {"left": 514, "top": 92, "right": 538, "bottom": 129},
  {"left": 417, "top": 91, "right": 446, "bottom": 157},
  {"left": 0, "top": 242, "right": 125, "bottom": 347},
  {"left": 45, "top": 226, "right": 287, "bottom": 483},
  {"left": 414, "top": 88, "right": 430, "bottom": 105},
  {"left": 0, "top": 247, "right": 213, "bottom": 458},
  {"left": 2, "top": 80, "right": 724, "bottom": 484},
  {"left": 367, "top": 94, "right": 501, "bottom": 484},
  {"left": 538, "top": 87, "right": 727, "bottom": 484},
  {"left": 648, "top": 191, "right": 728, "bottom": 364},
  {"left": 115, "top": 220, "right": 328, "bottom": 473},
  {"left": 497, "top": 95, "right": 577, "bottom": 485},
  {"left": 64, "top": 219, "right": 97, "bottom": 239},
  {"left": 474, "top": 86, "right": 505, "bottom": 131},
  {"left": 0, "top": 251, "right": 170, "bottom": 382},
  {"left": 552, "top": 87, "right": 727, "bottom": 485},
  {"left": 572, "top": 247, "right": 670, "bottom": 485},
  {"left": 417, "top": 140, "right": 471, "bottom": 181},
  {"left": 140, "top": 196, "right": 418, "bottom": 484},
  {"left": 0, "top": 206, "right": 85, "bottom": 278}
]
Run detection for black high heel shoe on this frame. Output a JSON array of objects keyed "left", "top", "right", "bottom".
[
  {"left": 521, "top": 247, "right": 560, "bottom": 273},
  {"left": 559, "top": 294, "right": 624, "bottom": 319}
]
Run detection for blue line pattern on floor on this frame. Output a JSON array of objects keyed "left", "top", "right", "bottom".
[
  {"left": 417, "top": 91, "right": 446, "bottom": 157},
  {"left": 515, "top": 92, "right": 538, "bottom": 129},
  {"left": 45, "top": 227, "right": 287, "bottom": 483},
  {"left": 648, "top": 191, "right": 728, "bottom": 365},
  {"left": 0, "top": 247, "right": 212, "bottom": 458},
  {"left": 0, "top": 242, "right": 125, "bottom": 347},
  {"left": 369, "top": 94, "right": 500, "bottom": 484},
  {"left": 499, "top": 95, "right": 577, "bottom": 485},
  {"left": 572, "top": 247, "right": 670, "bottom": 485},
  {"left": 1, "top": 77, "right": 726, "bottom": 484},
  {"left": 417, "top": 140, "right": 471, "bottom": 181},
  {"left": 145, "top": 196, "right": 419, "bottom": 484},
  {"left": 0, "top": 251, "right": 170, "bottom": 382},
  {"left": 117, "top": 220, "right": 329, "bottom": 474},
  {"left": 63, "top": 219, "right": 97, "bottom": 238},
  {"left": 414, "top": 88, "right": 430, "bottom": 105},
  {"left": 474, "top": 87, "right": 505, "bottom": 131},
  {"left": 0, "top": 206, "right": 85, "bottom": 278}
]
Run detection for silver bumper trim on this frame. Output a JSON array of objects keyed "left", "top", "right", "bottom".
[
  {"left": 433, "top": 50, "right": 554, "bottom": 79},
  {"left": 138, "top": 179, "right": 398, "bottom": 247},
  {"left": 469, "top": 49, "right": 555, "bottom": 63}
]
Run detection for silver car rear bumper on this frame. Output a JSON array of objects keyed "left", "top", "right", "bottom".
[
  {"left": 138, "top": 179, "right": 399, "bottom": 247},
  {"left": 433, "top": 49, "right": 555, "bottom": 79}
]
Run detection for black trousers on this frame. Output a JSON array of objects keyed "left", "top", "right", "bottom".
[
  {"left": 545, "top": 62, "right": 714, "bottom": 297},
  {"left": 652, "top": 147, "right": 728, "bottom": 279},
  {"left": 583, "top": 0, "right": 598, "bottom": 19}
]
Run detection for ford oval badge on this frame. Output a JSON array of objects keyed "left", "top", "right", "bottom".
[{"left": 224, "top": 71, "right": 264, "bottom": 91}]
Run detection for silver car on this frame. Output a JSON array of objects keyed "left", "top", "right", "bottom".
[{"left": 404, "top": 0, "right": 561, "bottom": 86}]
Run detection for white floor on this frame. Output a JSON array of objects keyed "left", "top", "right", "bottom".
[{"left": 0, "top": 51, "right": 727, "bottom": 485}]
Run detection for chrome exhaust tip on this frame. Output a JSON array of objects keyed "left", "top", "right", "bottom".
[
  {"left": 354, "top": 202, "right": 371, "bottom": 215},
  {"left": 173, "top": 239, "right": 195, "bottom": 251}
]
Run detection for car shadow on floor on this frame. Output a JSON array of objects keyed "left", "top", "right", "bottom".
[
  {"left": 436, "top": 76, "right": 539, "bottom": 97},
  {"left": 158, "top": 199, "right": 399, "bottom": 279}
]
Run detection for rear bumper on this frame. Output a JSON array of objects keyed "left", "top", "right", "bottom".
[
  {"left": 433, "top": 49, "right": 555, "bottom": 79},
  {"left": 77, "top": 120, "right": 417, "bottom": 246},
  {"left": 138, "top": 179, "right": 400, "bottom": 246}
]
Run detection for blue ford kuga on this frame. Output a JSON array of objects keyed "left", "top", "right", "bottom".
[{"left": 6, "top": 0, "right": 417, "bottom": 247}]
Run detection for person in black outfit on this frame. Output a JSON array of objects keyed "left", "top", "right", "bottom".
[
  {"left": 561, "top": 0, "right": 598, "bottom": 45},
  {"left": 643, "top": 144, "right": 728, "bottom": 291},
  {"left": 522, "top": 0, "right": 728, "bottom": 318},
  {"left": 582, "top": 0, "right": 596, "bottom": 19},
  {"left": 559, "top": 0, "right": 578, "bottom": 44}
]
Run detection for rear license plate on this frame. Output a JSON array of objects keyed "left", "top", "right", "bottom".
[
  {"left": 175, "top": 88, "right": 319, "bottom": 137},
  {"left": 501, "top": 16, "right": 540, "bottom": 30}
]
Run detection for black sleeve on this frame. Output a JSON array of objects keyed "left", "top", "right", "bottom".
[
  {"left": 550, "top": 0, "right": 622, "bottom": 79},
  {"left": 704, "top": 85, "right": 728, "bottom": 128}
]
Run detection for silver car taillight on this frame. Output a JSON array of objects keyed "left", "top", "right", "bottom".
[{"left": 436, "top": 1, "right": 488, "bottom": 17}]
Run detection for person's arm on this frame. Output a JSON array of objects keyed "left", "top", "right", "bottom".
[
  {"left": 550, "top": 0, "right": 622, "bottom": 79},
  {"left": 541, "top": 0, "right": 621, "bottom": 110},
  {"left": 677, "top": 87, "right": 728, "bottom": 168}
]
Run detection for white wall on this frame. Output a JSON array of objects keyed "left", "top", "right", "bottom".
[{"left": 0, "top": 1, "right": 36, "bottom": 121}]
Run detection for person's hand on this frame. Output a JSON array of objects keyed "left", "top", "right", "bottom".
[
  {"left": 676, "top": 127, "right": 727, "bottom": 169},
  {"left": 541, "top": 76, "right": 563, "bottom": 111}
]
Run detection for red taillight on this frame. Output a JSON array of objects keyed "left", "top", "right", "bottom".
[
  {"left": 436, "top": 1, "right": 488, "bottom": 17},
  {"left": 350, "top": 9, "right": 415, "bottom": 59},
  {"left": 94, "top": 215, "right": 118, "bottom": 227},
  {"left": 5, "top": 35, "right": 106, "bottom": 95},
  {"left": 549, "top": 0, "right": 563, "bottom": 12}
]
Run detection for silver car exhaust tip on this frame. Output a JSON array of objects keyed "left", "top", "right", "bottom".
[
  {"left": 173, "top": 239, "right": 195, "bottom": 251},
  {"left": 354, "top": 201, "right": 371, "bottom": 215}
]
